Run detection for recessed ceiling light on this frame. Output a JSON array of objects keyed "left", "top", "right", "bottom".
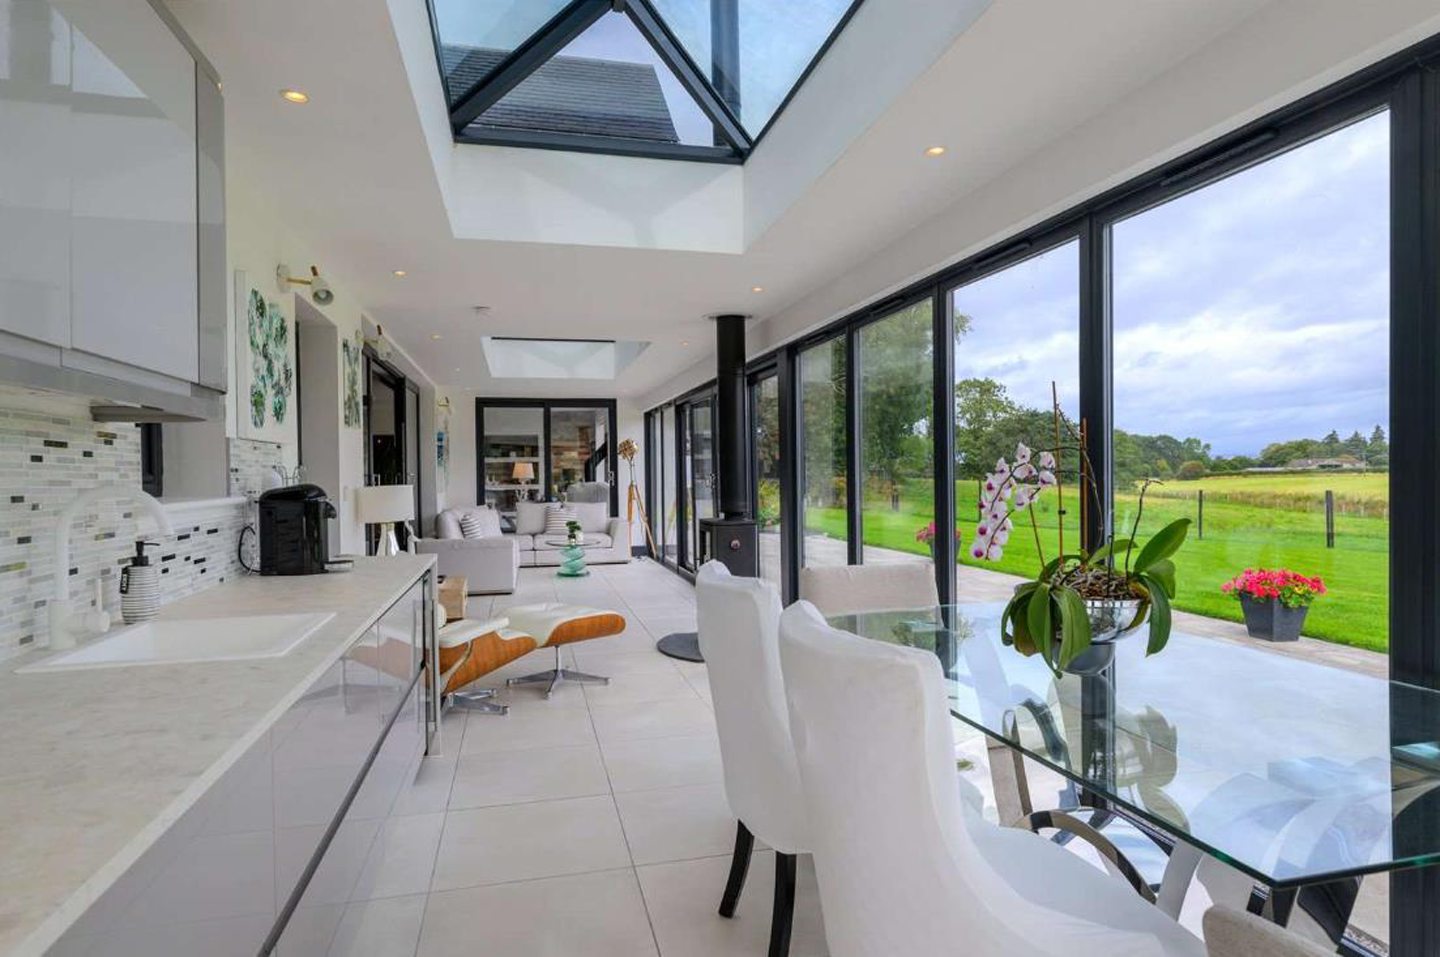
[
  {"left": 280, "top": 89, "right": 310, "bottom": 104},
  {"left": 681, "top": 340, "right": 689, "bottom": 347},
  {"left": 430, "top": 333, "right": 442, "bottom": 340},
  {"left": 392, "top": 269, "right": 407, "bottom": 278},
  {"left": 751, "top": 286, "right": 764, "bottom": 293},
  {"left": 924, "top": 145, "right": 946, "bottom": 157}
]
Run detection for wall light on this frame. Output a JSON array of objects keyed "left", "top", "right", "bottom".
[
  {"left": 280, "top": 89, "right": 309, "bottom": 104},
  {"left": 276, "top": 264, "right": 333, "bottom": 306}
]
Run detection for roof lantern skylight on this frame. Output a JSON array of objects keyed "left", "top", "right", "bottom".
[{"left": 428, "top": 0, "right": 864, "bottom": 162}]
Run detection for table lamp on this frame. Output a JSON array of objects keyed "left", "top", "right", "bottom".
[
  {"left": 355, "top": 484, "right": 415, "bottom": 556},
  {"left": 512, "top": 461, "right": 535, "bottom": 500}
]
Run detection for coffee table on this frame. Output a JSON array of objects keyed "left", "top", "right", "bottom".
[{"left": 544, "top": 537, "right": 600, "bottom": 577}]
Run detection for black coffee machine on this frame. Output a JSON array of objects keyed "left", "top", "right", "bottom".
[{"left": 259, "top": 484, "right": 336, "bottom": 575}]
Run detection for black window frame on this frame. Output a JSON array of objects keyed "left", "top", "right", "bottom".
[
  {"left": 474, "top": 397, "right": 620, "bottom": 517},
  {"left": 642, "top": 32, "right": 1440, "bottom": 952}
]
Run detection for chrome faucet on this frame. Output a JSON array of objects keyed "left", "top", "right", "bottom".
[{"left": 50, "top": 484, "right": 175, "bottom": 649}]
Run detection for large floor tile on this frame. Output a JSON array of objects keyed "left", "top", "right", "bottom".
[
  {"left": 601, "top": 733, "right": 723, "bottom": 793},
  {"left": 419, "top": 869, "right": 657, "bottom": 957},
  {"left": 588, "top": 698, "right": 715, "bottom": 745},
  {"left": 570, "top": 649, "right": 682, "bottom": 676},
  {"left": 448, "top": 745, "right": 609, "bottom": 809},
  {"left": 614, "top": 783, "right": 737, "bottom": 865},
  {"left": 583, "top": 669, "right": 700, "bottom": 706},
  {"left": 459, "top": 704, "right": 595, "bottom": 754},
  {"left": 351, "top": 812, "right": 445, "bottom": 901},
  {"left": 637, "top": 852, "right": 828, "bottom": 957},
  {"left": 327, "top": 894, "right": 427, "bottom": 957},
  {"left": 431, "top": 795, "right": 631, "bottom": 890}
]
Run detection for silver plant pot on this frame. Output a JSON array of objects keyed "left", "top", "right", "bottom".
[{"left": 1084, "top": 597, "right": 1145, "bottom": 643}]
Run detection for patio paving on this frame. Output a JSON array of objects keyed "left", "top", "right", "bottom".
[{"left": 765, "top": 530, "right": 1388, "bottom": 680}]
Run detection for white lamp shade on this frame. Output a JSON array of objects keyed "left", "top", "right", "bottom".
[
  {"left": 355, "top": 484, "right": 415, "bottom": 524},
  {"left": 512, "top": 461, "right": 535, "bottom": 482}
]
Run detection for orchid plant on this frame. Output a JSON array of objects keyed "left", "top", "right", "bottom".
[{"left": 970, "top": 391, "right": 1191, "bottom": 675}]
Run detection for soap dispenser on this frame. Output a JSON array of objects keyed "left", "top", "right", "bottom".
[{"left": 120, "top": 540, "right": 160, "bottom": 625}]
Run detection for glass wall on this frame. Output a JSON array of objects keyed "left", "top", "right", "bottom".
[
  {"left": 685, "top": 399, "right": 715, "bottom": 569},
  {"left": 550, "top": 407, "right": 609, "bottom": 499},
  {"left": 950, "top": 240, "right": 1081, "bottom": 599},
  {"left": 799, "top": 337, "right": 848, "bottom": 566},
  {"left": 752, "top": 373, "right": 782, "bottom": 585},
  {"left": 1111, "top": 111, "right": 1389, "bottom": 653},
  {"left": 858, "top": 302, "right": 934, "bottom": 565},
  {"left": 660, "top": 404, "right": 678, "bottom": 564}
]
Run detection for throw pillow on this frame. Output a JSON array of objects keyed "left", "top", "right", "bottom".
[
  {"left": 544, "top": 504, "right": 578, "bottom": 537},
  {"left": 459, "top": 513, "right": 486, "bottom": 539},
  {"left": 573, "top": 502, "right": 608, "bottom": 533},
  {"left": 515, "top": 500, "right": 547, "bottom": 535}
]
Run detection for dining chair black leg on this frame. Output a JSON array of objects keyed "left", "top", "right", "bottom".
[
  {"left": 769, "top": 852, "right": 797, "bottom": 957},
  {"left": 719, "top": 820, "right": 755, "bottom": 918}
]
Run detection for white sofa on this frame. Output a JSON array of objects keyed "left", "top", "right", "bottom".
[{"left": 419, "top": 502, "right": 630, "bottom": 593}]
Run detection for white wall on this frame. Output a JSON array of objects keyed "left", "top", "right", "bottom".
[{"left": 223, "top": 175, "right": 375, "bottom": 553}]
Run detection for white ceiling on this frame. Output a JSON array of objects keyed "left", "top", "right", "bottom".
[{"left": 166, "top": 0, "right": 1301, "bottom": 399}]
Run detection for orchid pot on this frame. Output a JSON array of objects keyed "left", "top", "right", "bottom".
[{"left": 971, "top": 407, "right": 1191, "bottom": 677}]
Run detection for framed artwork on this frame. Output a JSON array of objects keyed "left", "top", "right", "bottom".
[
  {"left": 234, "top": 269, "right": 295, "bottom": 441},
  {"left": 342, "top": 330, "right": 363, "bottom": 428}
]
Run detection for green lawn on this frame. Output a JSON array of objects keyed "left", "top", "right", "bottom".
[{"left": 804, "top": 474, "right": 1390, "bottom": 653}]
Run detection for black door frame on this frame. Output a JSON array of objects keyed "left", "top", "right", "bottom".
[{"left": 474, "top": 397, "right": 620, "bottom": 517}]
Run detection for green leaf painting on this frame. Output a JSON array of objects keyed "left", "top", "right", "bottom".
[
  {"left": 342, "top": 332, "right": 362, "bottom": 428},
  {"left": 246, "top": 289, "right": 294, "bottom": 429}
]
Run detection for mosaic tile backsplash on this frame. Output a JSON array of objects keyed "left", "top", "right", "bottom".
[
  {"left": 0, "top": 400, "right": 248, "bottom": 659},
  {"left": 228, "top": 437, "right": 285, "bottom": 499}
]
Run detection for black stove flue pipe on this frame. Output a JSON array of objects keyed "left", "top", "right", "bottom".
[{"left": 714, "top": 313, "right": 749, "bottom": 520}]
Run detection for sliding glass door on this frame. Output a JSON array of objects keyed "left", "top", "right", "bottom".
[
  {"left": 857, "top": 300, "right": 935, "bottom": 567},
  {"left": 948, "top": 240, "right": 1081, "bottom": 600},
  {"left": 750, "top": 371, "right": 782, "bottom": 585},
  {"left": 474, "top": 399, "right": 619, "bottom": 524},
  {"left": 680, "top": 395, "right": 715, "bottom": 571},
  {"left": 799, "top": 337, "right": 847, "bottom": 567}
]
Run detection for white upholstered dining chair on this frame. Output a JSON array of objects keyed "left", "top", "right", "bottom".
[
  {"left": 776, "top": 599, "right": 1205, "bottom": 957},
  {"left": 797, "top": 561, "right": 938, "bottom": 617},
  {"left": 1202, "top": 906, "right": 1333, "bottom": 957},
  {"left": 696, "top": 561, "right": 808, "bottom": 957}
]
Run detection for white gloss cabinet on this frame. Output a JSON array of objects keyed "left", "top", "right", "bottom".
[
  {"left": 45, "top": 572, "right": 436, "bottom": 957},
  {"left": 0, "top": 0, "right": 224, "bottom": 417},
  {"left": 66, "top": 0, "right": 198, "bottom": 381},
  {"left": 0, "top": 0, "right": 73, "bottom": 348}
]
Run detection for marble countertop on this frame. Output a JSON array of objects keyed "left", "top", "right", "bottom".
[{"left": 0, "top": 555, "right": 435, "bottom": 956}]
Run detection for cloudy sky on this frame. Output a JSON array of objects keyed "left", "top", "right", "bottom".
[{"left": 952, "top": 111, "right": 1389, "bottom": 457}]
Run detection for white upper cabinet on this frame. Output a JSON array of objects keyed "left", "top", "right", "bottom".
[
  {"left": 0, "top": 0, "right": 223, "bottom": 413},
  {"left": 0, "top": 0, "right": 73, "bottom": 348},
  {"left": 66, "top": 0, "right": 199, "bottom": 382}
]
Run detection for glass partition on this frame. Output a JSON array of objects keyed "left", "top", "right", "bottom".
[
  {"left": 550, "top": 406, "right": 610, "bottom": 500},
  {"left": 684, "top": 398, "right": 715, "bottom": 570},
  {"left": 799, "top": 337, "right": 848, "bottom": 566},
  {"left": 858, "top": 301, "right": 934, "bottom": 565},
  {"left": 661, "top": 404, "right": 678, "bottom": 564}
]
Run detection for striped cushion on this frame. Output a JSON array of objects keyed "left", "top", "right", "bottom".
[
  {"left": 544, "top": 505, "right": 578, "bottom": 536},
  {"left": 459, "top": 513, "right": 486, "bottom": 539}
]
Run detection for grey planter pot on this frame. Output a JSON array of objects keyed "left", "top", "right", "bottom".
[{"left": 1239, "top": 594, "right": 1309, "bottom": 642}]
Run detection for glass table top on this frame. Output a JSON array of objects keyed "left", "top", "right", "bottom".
[{"left": 828, "top": 603, "right": 1440, "bottom": 889}]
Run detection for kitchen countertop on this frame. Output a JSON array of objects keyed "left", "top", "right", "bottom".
[{"left": 0, "top": 554, "right": 435, "bottom": 956}]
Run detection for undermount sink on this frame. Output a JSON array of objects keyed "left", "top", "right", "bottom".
[{"left": 17, "top": 612, "right": 336, "bottom": 673}]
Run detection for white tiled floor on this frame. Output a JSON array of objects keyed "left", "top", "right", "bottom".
[
  {"left": 293, "top": 558, "right": 1376, "bottom": 956},
  {"left": 291, "top": 558, "right": 831, "bottom": 957}
]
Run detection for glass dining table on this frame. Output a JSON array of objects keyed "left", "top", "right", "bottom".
[{"left": 828, "top": 602, "right": 1440, "bottom": 944}]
